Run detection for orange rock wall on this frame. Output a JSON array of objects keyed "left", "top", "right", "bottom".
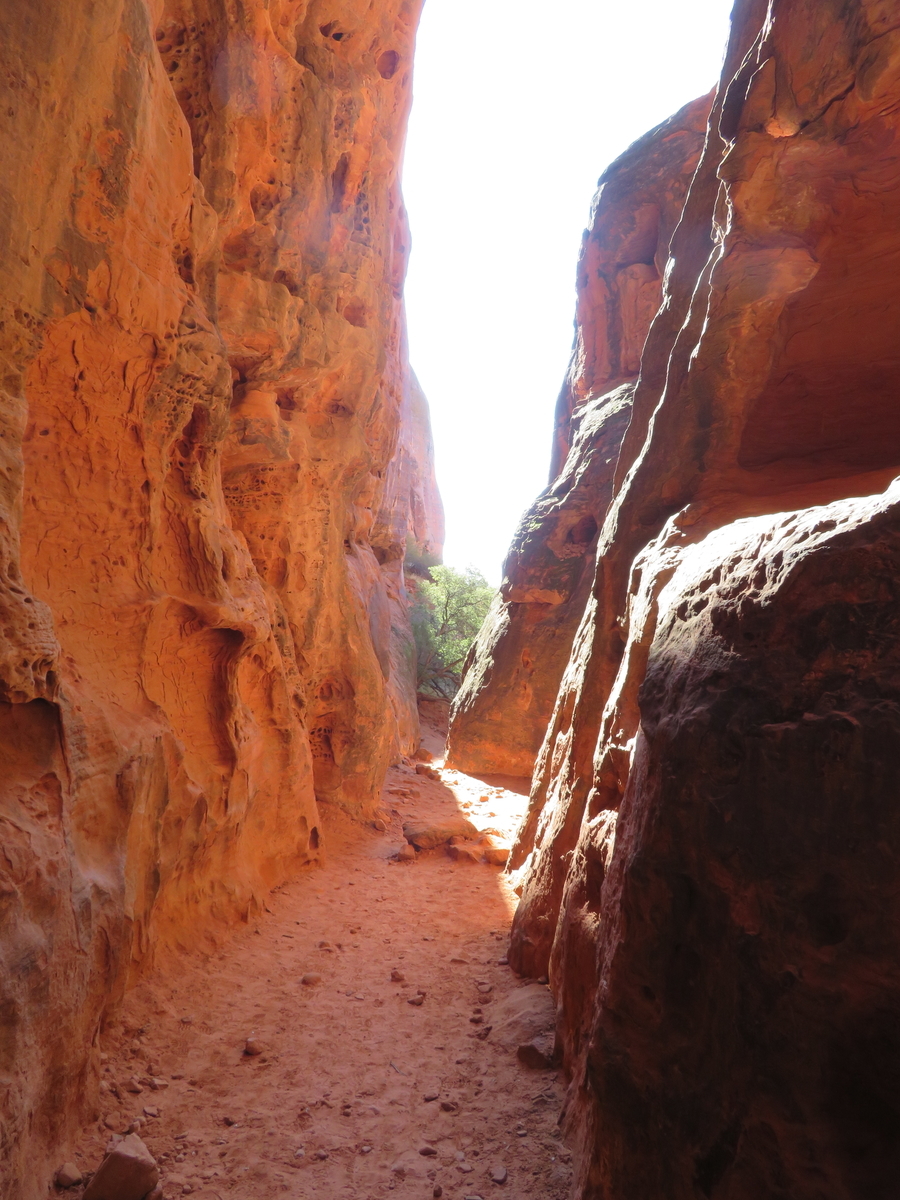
[
  {"left": 450, "top": 0, "right": 900, "bottom": 1195},
  {"left": 0, "top": 0, "right": 436, "bottom": 1192}
]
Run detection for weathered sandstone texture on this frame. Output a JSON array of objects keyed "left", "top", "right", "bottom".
[
  {"left": 452, "top": 1, "right": 900, "bottom": 1196},
  {"left": 446, "top": 97, "right": 710, "bottom": 777},
  {"left": 0, "top": 0, "right": 437, "bottom": 1192}
]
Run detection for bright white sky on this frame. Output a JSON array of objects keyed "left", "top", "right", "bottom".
[{"left": 403, "top": 0, "right": 734, "bottom": 584}]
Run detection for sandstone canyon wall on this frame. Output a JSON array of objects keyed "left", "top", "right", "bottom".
[
  {"left": 0, "top": 1, "right": 438, "bottom": 1192},
  {"left": 446, "top": 96, "right": 711, "bottom": 777},
  {"left": 450, "top": 0, "right": 900, "bottom": 1196}
]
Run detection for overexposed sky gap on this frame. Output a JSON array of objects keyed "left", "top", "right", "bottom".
[{"left": 403, "top": 0, "right": 734, "bottom": 584}]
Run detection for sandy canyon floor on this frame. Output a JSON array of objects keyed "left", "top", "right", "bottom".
[{"left": 67, "top": 707, "right": 572, "bottom": 1200}]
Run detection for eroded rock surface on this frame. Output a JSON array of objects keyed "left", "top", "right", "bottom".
[
  {"left": 570, "top": 487, "right": 900, "bottom": 1200},
  {"left": 0, "top": 0, "right": 437, "bottom": 1192},
  {"left": 450, "top": 1, "right": 900, "bottom": 1196},
  {"left": 447, "top": 96, "right": 710, "bottom": 777}
]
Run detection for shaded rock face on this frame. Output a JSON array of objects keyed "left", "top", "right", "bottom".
[
  {"left": 0, "top": 0, "right": 436, "bottom": 1192},
  {"left": 450, "top": 1, "right": 900, "bottom": 1197},
  {"left": 446, "top": 96, "right": 711, "bottom": 778},
  {"left": 579, "top": 489, "right": 900, "bottom": 1200}
]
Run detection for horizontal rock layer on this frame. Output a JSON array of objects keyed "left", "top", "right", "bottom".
[
  {"left": 0, "top": 0, "right": 437, "bottom": 1193},
  {"left": 451, "top": 0, "right": 900, "bottom": 1196}
]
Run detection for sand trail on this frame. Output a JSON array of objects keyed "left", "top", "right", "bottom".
[{"left": 71, "top": 711, "right": 572, "bottom": 1199}]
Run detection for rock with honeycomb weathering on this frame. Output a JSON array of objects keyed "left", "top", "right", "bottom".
[{"left": 0, "top": 0, "right": 438, "bottom": 1192}]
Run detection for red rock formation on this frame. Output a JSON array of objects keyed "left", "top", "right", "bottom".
[
  {"left": 571, "top": 487, "right": 900, "bottom": 1200},
  {"left": 0, "top": 0, "right": 436, "bottom": 1192},
  {"left": 447, "top": 97, "right": 711, "bottom": 778},
  {"left": 449, "top": 1, "right": 900, "bottom": 1196}
]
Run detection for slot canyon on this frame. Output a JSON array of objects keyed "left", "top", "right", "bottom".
[{"left": 2, "top": 1, "right": 900, "bottom": 1199}]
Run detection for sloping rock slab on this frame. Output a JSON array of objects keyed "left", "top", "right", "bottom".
[{"left": 403, "top": 818, "right": 479, "bottom": 850}]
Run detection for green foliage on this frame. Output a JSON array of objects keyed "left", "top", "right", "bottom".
[{"left": 410, "top": 564, "right": 493, "bottom": 699}]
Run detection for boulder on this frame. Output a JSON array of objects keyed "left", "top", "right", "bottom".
[
  {"left": 54, "top": 1164, "right": 83, "bottom": 1188},
  {"left": 447, "top": 844, "right": 482, "bottom": 865},
  {"left": 82, "top": 1134, "right": 159, "bottom": 1200}
]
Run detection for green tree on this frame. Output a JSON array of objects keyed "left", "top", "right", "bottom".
[{"left": 410, "top": 564, "right": 493, "bottom": 699}]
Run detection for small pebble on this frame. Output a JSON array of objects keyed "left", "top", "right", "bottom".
[
  {"left": 315, "top": 1149, "right": 329, "bottom": 1161},
  {"left": 491, "top": 1165, "right": 508, "bottom": 1184},
  {"left": 423, "top": 1091, "right": 439, "bottom": 1102},
  {"left": 407, "top": 994, "right": 424, "bottom": 1006},
  {"left": 295, "top": 1147, "right": 305, "bottom": 1158},
  {"left": 497, "top": 957, "right": 508, "bottom": 966},
  {"left": 373, "top": 819, "right": 387, "bottom": 831},
  {"left": 391, "top": 968, "right": 405, "bottom": 983},
  {"left": 433, "top": 1187, "right": 443, "bottom": 1199},
  {"left": 360, "top": 1146, "right": 372, "bottom": 1154},
  {"left": 419, "top": 1145, "right": 438, "bottom": 1156},
  {"left": 301, "top": 973, "right": 323, "bottom": 986},
  {"left": 123, "top": 1077, "right": 143, "bottom": 1094},
  {"left": 244, "top": 1037, "right": 264, "bottom": 1056},
  {"left": 143, "top": 1106, "right": 160, "bottom": 1119}
]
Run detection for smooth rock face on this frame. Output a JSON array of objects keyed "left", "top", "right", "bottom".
[
  {"left": 0, "top": 0, "right": 436, "bottom": 1192},
  {"left": 446, "top": 96, "right": 711, "bottom": 777},
  {"left": 450, "top": 1, "right": 900, "bottom": 1197}
]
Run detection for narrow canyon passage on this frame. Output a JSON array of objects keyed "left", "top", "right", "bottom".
[{"left": 69, "top": 710, "right": 571, "bottom": 1200}]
